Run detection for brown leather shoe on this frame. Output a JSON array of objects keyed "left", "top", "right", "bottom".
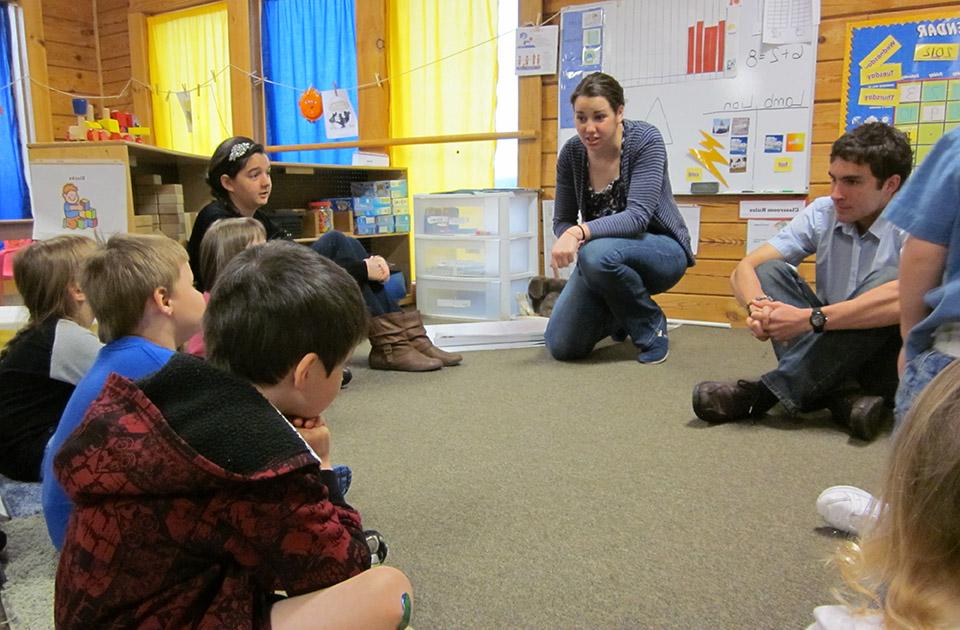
[
  {"left": 400, "top": 310, "right": 462, "bottom": 366},
  {"left": 368, "top": 312, "right": 442, "bottom": 372},
  {"left": 827, "top": 393, "right": 890, "bottom": 442},
  {"left": 692, "top": 379, "right": 767, "bottom": 423}
]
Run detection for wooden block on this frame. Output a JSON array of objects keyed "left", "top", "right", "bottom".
[
  {"left": 132, "top": 215, "right": 158, "bottom": 227},
  {"left": 159, "top": 224, "right": 184, "bottom": 238},
  {"left": 158, "top": 213, "right": 185, "bottom": 226},
  {"left": 134, "top": 173, "right": 162, "bottom": 185},
  {"left": 333, "top": 211, "right": 354, "bottom": 234}
]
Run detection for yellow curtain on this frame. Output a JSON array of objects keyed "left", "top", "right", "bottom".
[
  {"left": 148, "top": 3, "right": 232, "bottom": 155},
  {"left": 387, "top": 0, "right": 498, "bottom": 196}
]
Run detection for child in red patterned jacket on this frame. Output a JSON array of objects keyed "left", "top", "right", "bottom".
[{"left": 54, "top": 240, "right": 413, "bottom": 629}]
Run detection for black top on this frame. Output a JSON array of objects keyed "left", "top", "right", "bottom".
[
  {"left": 187, "top": 199, "right": 290, "bottom": 289},
  {"left": 0, "top": 319, "right": 82, "bottom": 479},
  {"left": 584, "top": 177, "right": 627, "bottom": 221}
]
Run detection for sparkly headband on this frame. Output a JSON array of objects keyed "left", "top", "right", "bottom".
[{"left": 228, "top": 142, "right": 254, "bottom": 161}]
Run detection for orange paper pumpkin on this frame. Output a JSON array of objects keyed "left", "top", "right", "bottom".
[{"left": 298, "top": 87, "right": 323, "bottom": 122}]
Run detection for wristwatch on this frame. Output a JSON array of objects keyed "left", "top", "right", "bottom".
[{"left": 809, "top": 307, "right": 827, "bottom": 333}]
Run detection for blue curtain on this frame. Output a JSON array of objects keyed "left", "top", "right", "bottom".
[
  {"left": 261, "top": 0, "right": 358, "bottom": 165},
  {"left": 0, "top": 6, "right": 29, "bottom": 219}
]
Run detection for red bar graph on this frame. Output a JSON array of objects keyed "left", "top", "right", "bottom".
[
  {"left": 686, "top": 19, "right": 725, "bottom": 76},
  {"left": 704, "top": 25, "right": 717, "bottom": 72},
  {"left": 694, "top": 21, "right": 703, "bottom": 74}
]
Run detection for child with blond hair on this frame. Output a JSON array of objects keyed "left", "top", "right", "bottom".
[
  {"left": 0, "top": 235, "right": 101, "bottom": 481},
  {"left": 810, "top": 359, "right": 960, "bottom": 629},
  {"left": 54, "top": 240, "right": 412, "bottom": 629},
  {"left": 41, "top": 233, "right": 205, "bottom": 548},
  {"left": 185, "top": 216, "right": 265, "bottom": 357}
]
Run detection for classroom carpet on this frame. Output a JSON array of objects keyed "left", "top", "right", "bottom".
[{"left": 0, "top": 325, "right": 888, "bottom": 629}]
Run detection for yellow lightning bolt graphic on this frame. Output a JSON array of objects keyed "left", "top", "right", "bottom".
[{"left": 689, "top": 130, "right": 728, "bottom": 188}]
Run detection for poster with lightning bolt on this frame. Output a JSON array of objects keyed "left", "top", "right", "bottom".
[
  {"left": 559, "top": 0, "right": 818, "bottom": 194},
  {"left": 841, "top": 10, "right": 960, "bottom": 167}
]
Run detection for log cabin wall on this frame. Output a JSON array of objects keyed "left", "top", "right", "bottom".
[
  {"left": 41, "top": 0, "right": 97, "bottom": 140},
  {"left": 534, "top": 0, "right": 960, "bottom": 325},
  {"left": 97, "top": 0, "right": 133, "bottom": 116}
]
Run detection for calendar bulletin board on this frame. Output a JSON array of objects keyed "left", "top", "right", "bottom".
[{"left": 841, "top": 10, "right": 960, "bottom": 166}]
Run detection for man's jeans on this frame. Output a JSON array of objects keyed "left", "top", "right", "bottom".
[
  {"left": 756, "top": 260, "right": 900, "bottom": 413},
  {"left": 894, "top": 348, "right": 956, "bottom": 427},
  {"left": 544, "top": 234, "right": 687, "bottom": 360}
]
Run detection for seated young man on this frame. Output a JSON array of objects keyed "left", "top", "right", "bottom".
[
  {"left": 53, "top": 241, "right": 413, "bottom": 630},
  {"left": 42, "top": 233, "right": 205, "bottom": 549},
  {"left": 692, "top": 123, "right": 913, "bottom": 441}
]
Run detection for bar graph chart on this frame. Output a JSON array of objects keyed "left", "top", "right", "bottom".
[{"left": 606, "top": 0, "right": 736, "bottom": 87}]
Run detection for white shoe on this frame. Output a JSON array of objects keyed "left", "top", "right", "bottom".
[{"left": 816, "top": 485, "right": 879, "bottom": 536}]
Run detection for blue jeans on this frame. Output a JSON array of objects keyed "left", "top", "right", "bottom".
[
  {"left": 756, "top": 260, "right": 900, "bottom": 414},
  {"left": 544, "top": 234, "right": 687, "bottom": 360},
  {"left": 310, "top": 231, "right": 398, "bottom": 316},
  {"left": 894, "top": 349, "right": 956, "bottom": 428}
]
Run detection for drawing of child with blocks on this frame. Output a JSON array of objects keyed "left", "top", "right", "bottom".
[{"left": 61, "top": 183, "right": 98, "bottom": 230}]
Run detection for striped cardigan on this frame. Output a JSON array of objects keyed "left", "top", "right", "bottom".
[{"left": 554, "top": 119, "right": 695, "bottom": 267}]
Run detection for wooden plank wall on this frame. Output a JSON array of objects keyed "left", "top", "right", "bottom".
[
  {"left": 34, "top": 0, "right": 132, "bottom": 140},
  {"left": 42, "top": 1, "right": 97, "bottom": 140},
  {"left": 537, "top": 0, "right": 960, "bottom": 325},
  {"left": 98, "top": 0, "right": 133, "bottom": 116}
]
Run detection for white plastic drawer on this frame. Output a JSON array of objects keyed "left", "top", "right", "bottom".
[
  {"left": 416, "top": 276, "right": 533, "bottom": 320},
  {"left": 413, "top": 191, "right": 537, "bottom": 236},
  {"left": 415, "top": 236, "right": 536, "bottom": 278}
]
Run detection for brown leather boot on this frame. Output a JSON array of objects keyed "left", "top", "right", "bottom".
[
  {"left": 400, "top": 310, "right": 463, "bottom": 366},
  {"left": 368, "top": 312, "right": 442, "bottom": 372}
]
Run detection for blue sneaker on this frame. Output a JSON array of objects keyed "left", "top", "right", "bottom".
[
  {"left": 333, "top": 464, "right": 352, "bottom": 496},
  {"left": 637, "top": 321, "right": 669, "bottom": 364}
]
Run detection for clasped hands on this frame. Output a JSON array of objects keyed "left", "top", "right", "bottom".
[
  {"left": 365, "top": 255, "right": 390, "bottom": 282},
  {"left": 746, "top": 298, "right": 813, "bottom": 343},
  {"left": 288, "top": 415, "right": 332, "bottom": 469}
]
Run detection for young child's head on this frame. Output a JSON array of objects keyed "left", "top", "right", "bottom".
[
  {"left": 82, "top": 233, "right": 205, "bottom": 346},
  {"left": 13, "top": 235, "right": 96, "bottom": 327},
  {"left": 838, "top": 360, "right": 960, "bottom": 625},
  {"left": 204, "top": 240, "right": 366, "bottom": 418},
  {"left": 206, "top": 136, "right": 271, "bottom": 214},
  {"left": 198, "top": 217, "right": 267, "bottom": 292}
]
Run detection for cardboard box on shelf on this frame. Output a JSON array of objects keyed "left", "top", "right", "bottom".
[{"left": 355, "top": 215, "right": 376, "bottom": 236}]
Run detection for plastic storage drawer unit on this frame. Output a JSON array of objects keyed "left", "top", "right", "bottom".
[
  {"left": 416, "top": 276, "right": 534, "bottom": 321},
  {"left": 416, "top": 235, "right": 535, "bottom": 278}
]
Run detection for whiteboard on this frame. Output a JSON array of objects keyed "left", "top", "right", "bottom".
[{"left": 559, "top": 0, "right": 818, "bottom": 194}]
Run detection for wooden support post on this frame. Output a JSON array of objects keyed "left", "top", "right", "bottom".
[
  {"left": 356, "top": 0, "right": 390, "bottom": 150},
  {"left": 226, "top": 0, "right": 254, "bottom": 138},
  {"left": 127, "top": 11, "right": 153, "bottom": 138},
  {"left": 20, "top": 0, "right": 53, "bottom": 142},
  {"left": 518, "top": 0, "right": 543, "bottom": 191}
]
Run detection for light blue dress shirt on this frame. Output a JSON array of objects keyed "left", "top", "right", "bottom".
[{"left": 767, "top": 196, "right": 904, "bottom": 305}]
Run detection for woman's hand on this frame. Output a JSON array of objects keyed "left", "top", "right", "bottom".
[
  {"left": 365, "top": 255, "right": 390, "bottom": 282},
  {"left": 289, "top": 415, "right": 331, "bottom": 467},
  {"left": 550, "top": 228, "right": 584, "bottom": 278}
]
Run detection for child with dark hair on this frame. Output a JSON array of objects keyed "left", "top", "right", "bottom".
[
  {"left": 53, "top": 240, "right": 413, "bottom": 630},
  {"left": 0, "top": 235, "right": 100, "bottom": 481},
  {"left": 693, "top": 122, "right": 913, "bottom": 440},
  {"left": 188, "top": 135, "right": 461, "bottom": 373}
]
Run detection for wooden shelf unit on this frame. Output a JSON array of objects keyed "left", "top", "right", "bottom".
[{"left": 25, "top": 143, "right": 413, "bottom": 297}]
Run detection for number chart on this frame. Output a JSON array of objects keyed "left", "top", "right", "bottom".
[{"left": 841, "top": 11, "right": 960, "bottom": 166}]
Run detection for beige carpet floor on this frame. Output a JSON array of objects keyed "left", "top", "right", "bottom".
[{"left": 0, "top": 325, "right": 888, "bottom": 629}]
